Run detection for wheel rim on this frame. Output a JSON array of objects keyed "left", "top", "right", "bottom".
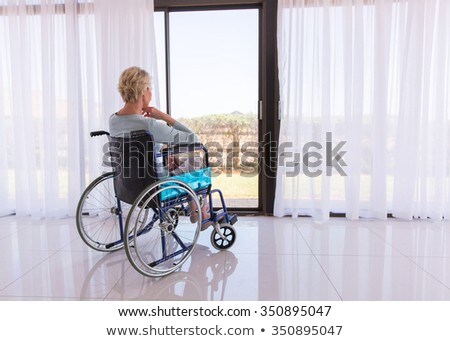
[
  {"left": 76, "top": 173, "right": 127, "bottom": 251},
  {"left": 211, "top": 223, "right": 236, "bottom": 250},
  {"left": 125, "top": 180, "right": 202, "bottom": 277}
]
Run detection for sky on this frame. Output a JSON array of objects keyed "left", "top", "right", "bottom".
[{"left": 153, "top": 9, "right": 259, "bottom": 118}]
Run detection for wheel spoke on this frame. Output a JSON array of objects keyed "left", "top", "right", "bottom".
[
  {"left": 125, "top": 180, "right": 201, "bottom": 277},
  {"left": 76, "top": 173, "right": 125, "bottom": 252},
  {"left": 211, "top": 224, "right": 236, "bottom": 251}
]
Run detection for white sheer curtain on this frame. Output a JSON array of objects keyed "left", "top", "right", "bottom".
[
  {"left": 275, "top": 0, "right": 450, "bottom": 220},
  {"left": 0, "top": 0, "right": 158, "bottom": 218}
]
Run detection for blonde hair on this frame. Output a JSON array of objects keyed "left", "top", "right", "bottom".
[{"left": 117, "top": 66, "right": 150, "bottom": 103}]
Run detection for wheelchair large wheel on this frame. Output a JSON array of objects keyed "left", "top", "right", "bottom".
[
  {"left": 76, "top": 172, "right": 130, "bottom": 252},
  {"left": 210, "top": 223, "right": 236, "bottom": 250},
  {"left": 124, "top": 179, "right": 202, "bottom": 277}
]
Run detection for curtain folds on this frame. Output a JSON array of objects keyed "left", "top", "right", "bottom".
[
  {"left": 275, "top": 0, "right": 450, "bottom": 220},
  {"left": 0, "top": 0, "right": 158, "bottom": 218}
]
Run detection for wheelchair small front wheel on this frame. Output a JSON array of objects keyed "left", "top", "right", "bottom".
[{"left": 210, "top": 223, "right": 236, "bottom": 250}]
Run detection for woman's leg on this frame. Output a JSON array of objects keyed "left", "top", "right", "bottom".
[{"left": 189, "top": 197, "right": 212, "bottom": 230}]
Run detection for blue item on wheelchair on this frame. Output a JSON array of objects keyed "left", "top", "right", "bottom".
[{"left": 159, "top": 167, "right": 211, "bottom": 201}]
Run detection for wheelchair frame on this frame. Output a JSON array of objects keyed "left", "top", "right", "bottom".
[{"left": 76, "top": 130, "right": 237, "bottom": 277}]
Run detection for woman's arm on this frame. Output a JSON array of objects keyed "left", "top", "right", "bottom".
[
  {"left": 142, "top": 107, "right": 176, "bottom": 126},
  {"left": 142, "top": 107, "right": 199, "bottom": 144}
]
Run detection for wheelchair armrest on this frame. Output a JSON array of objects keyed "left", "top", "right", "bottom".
[
  {"left": 160, "top": 143, "right": 209, "bottom": 168},
  {"left": 90, "top": 130, "right": 110, "bottom": 137},
  {"left": 161, "top": 143, "right": 206, "bottom": 155}
]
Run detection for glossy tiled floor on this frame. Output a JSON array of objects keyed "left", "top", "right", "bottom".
[{"left": 1, "top": 215, "right": 450, "bottom": 301}]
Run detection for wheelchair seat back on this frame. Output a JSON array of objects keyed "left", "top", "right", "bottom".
[{"left": 107, "top": 130, "right": 157, "bottom": 205}]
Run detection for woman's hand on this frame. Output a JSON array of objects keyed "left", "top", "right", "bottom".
[
  {"left": 142, "top": 106, "right": 165, "bottom": 120},
  {"left": 142, "top": 106, "right": 176, "bottom": 126}
]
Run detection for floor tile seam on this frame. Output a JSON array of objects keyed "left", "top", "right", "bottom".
[
  {"left": 409, "top": 255, "right": 450, "bottom": 259},
  {"left": 104, "top": 298, "right": 183, "bottom": 301},
  {"left": 289, "top": 217, "right": 308, "bottom": 229},
  {"left": 0, "top": 246, "right": 77, "bottom": 252},
  {"left": 359, "top": 220, "right": 415, "bottom": 258},
  {"left": 402, "top": 256, "right": 450, "bottom": 290},
  {"left": 0, "top": 249, "right": 61, "bottom": 292},
  {"left": 292, "top": 220, "right": 404, "bottom": 258},
  {"left": 103, "top": 265, "right": 134, "bottom": 301},
  {"left": 223, "top": 251, "right": 313, "bottom": 256},
  {"left": 291, "top": 224, "right": 344, "bottom": 301},
  {"left": 292, "top": 221, "right": 413, "bottom": 301},
  {"left": 310, "top": 253, "right": 343, "bottom": 301},
  {"left": 0, "top": 295, "right": 83, "bottom": 302},
  {"left": 359, "top": 220, "right": 450, "bottom": 259},
  {"left": 0, "top": 233, "right": 80, "bottom": 252},
  {"left": 315, "top": 253, "right": 450, "bottom": 293},
  {"left": 0, "top": 231, "right": 19, "bottom": 243},
  {"left": 0, "top": 223, "right": 39, "bottom": 244},
  {"left": 309, "top": 253, "right": 411, "bottom": 258},
  {"left": 356, "top": 220, "right": 445, "bottom": 233},
  {"left": 59, "top": 235, "right": 84, "bottom": 251},
  {"left": 297, "top": 221, "right": 406, "bottom": 250},
  {"left": 290, "top": 219, "right": 315, "bottom": 252}
]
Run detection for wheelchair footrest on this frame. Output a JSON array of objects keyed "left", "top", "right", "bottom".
[
  {"left": 213, "top": 209, "right": 225, "bottom": 220},
  {"left": 228, "top": 214, "right": 238, "bottom": 225},
  {"left": 213, "top": 210, "right": 238, "bottom": 225}
]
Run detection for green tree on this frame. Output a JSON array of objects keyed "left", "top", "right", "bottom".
[{"left": 179, "top": 111, "right": 257, "bottom": 171}]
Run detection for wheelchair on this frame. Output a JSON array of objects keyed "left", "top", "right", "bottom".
[{"left": 76, "top": 130, "right": 237, "bottom": 277}]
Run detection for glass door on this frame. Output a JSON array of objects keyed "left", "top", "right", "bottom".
[{"left": 157, "top": 8, "right": 260, "bottom": 209}]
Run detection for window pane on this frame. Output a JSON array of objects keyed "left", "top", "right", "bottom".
[{"left": 169, "top": 9, "right": 259, "bottom": 208}]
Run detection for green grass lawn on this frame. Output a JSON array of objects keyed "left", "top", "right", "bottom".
[{"left": 210, "top": 171, "right": 258, "bottom": 199}]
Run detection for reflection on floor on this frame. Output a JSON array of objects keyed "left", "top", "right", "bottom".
[{"left": 1, "top": 215, "right": 450, "bottom": 300}]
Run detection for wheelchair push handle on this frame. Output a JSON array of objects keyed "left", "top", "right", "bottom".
[{"left": 90, "top": 130, "right": 110, "bottom": 138}]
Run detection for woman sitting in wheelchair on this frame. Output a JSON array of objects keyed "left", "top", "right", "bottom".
[
  {"left": 109, "top": 66, "right": 211, "bottom": 230},
  {"left": 77, "top": 66, "right": 237, "bottom": 276}
]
